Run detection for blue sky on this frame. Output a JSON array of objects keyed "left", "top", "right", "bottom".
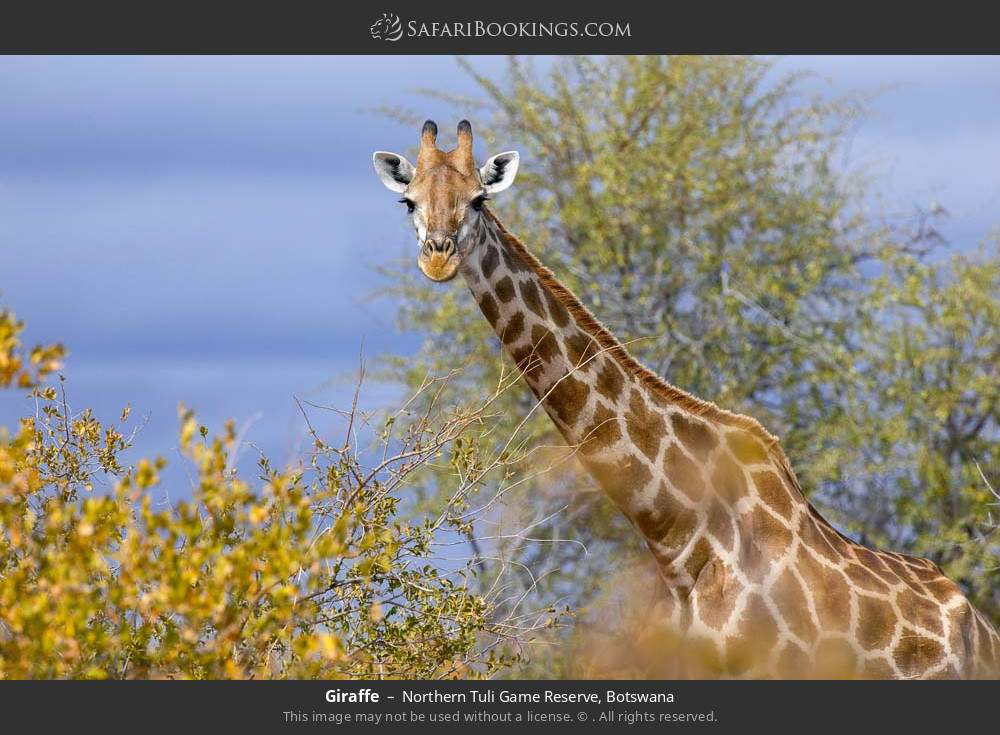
[{"left": 1, "top": 55, "right": 998, "bottom": 487}]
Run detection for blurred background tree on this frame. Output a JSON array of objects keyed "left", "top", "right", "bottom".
[{"left": 380, "top": 55, "right": 999, "bottom": 674}]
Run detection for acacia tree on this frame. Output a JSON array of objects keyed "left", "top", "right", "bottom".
[
  {"left": 379, "top": 55, "right": 1000, "bottom": 664},
  {"left": 0, "top": 306, "right": 554, "bottom": 679}
]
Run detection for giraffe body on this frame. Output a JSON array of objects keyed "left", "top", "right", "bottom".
[
  {"left": 465, "top": 212, "right": 999, "bottom": 679},
  {"left": 374, "top": 120, "right": 1000, "bottom": 678}
]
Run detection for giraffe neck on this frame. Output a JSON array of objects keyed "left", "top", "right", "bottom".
[
  {"left": 458, "top": 210, "right": 786, "bottom": 579},
  {"left": 456, "top": 209, "right": 999, "bottom": 679}
]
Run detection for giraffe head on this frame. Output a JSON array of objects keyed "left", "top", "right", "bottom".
[{"left": 373, "top": 120, "right": 519, "bottom": 282}]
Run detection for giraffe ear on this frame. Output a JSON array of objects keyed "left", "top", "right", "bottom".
[
  {"left": 480, "top": 151, "right": 519, "bottom": 194},
  {"left": 373, "top": 151, "right": 415, "bottom": 193}
]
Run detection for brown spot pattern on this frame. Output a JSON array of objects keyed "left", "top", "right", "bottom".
[
  {"left": 529, "top": 324, "right": 561, "bottom": 365},
  {"left": 684, "top": 537, "right": 714, "bottom": 581},
  {"left": 819, "top": 524, "right": 854, "bottom": 557},
  {"left": 896, "top": 588, "right": 943, "bottom": 636},
  {"left": 565, "top": 331, "right": 600, "bottom": 370},
  {"left": 706, "top": 499, "right": 735, "bottom": 553},
  {"left": 478, "top": 293, "right": 500, "bottom": 327},
  {"left": 893, "top": 632, "right": 944, "bottom": 678},
  {"left": 752, "top": 470, "right": 795, "bottom": 520},
  {"left": 772, "top": 568, "right": 817, "bottom": 645},
  {"left": 480, "top": 245, "right": 499, "bottom": 279},
  {"left": 664, "top": 443, "right": 704, "bottom": 502},
  {"left": 595, "top": 360, "right": 625, "bottom": 401},
  {"left": 854, "top": 548, "right": 893, "bottom": 579},
  {"left": 544, "top": 374, "right": 589, "bottom": 427},
  {"left": 880, "top": 553, "right": 912, "bottom": 578},
  {"left": 799, "top": 517, "right": 843, "bottom": 563},
  {"left": 694, "top": 560, "right": 742, "bottom": 630},
  {"left": 670, "top": 413, "right": 718, "bottom": 460},
  {"left": 726, "top": 594, "right": 779, "bottom": 674},
  {"left": 796, "top": 546, "right": 851, "bottom": 632},
  {"left": 710, "top": 453, "right": 748, "bottom": 506},
  {"left": 635, "top": 482, "right": 697, "bottom": 550},
  {"left": 923, "top": 577, "right": 960, "bottom": 604},
  {"left": 500, "top": 311, "right": 524, "bottom": 345},
  {"left": 587, "top": 454, "right": 652, "bottom": 512},
  {"left": 494, "top": 275, "right": 516, "bottom": 302},
  {"left": 625, "top": 390, "right": 665, "bottom": 461},
  {"left": 742, "top": 506, "right": 792, "bottom": 577},
  {"left": 510, "top": 344, "right": 543, "bottom": 382},
  {"left": 845, "top": 563, "right": 890, "bottom": 595},
  {"left": 910, "top": 563, "right": 944, "bottom": 583},
  {"left": 857, "top": 595, "right": 896, "bottom": 650},
  {"left": 578, "top": 404, "right": 621, "bottom": 457},
  {"left": 501, "top": 246, "right": 528, "bottom": 273},
  {"left": 519, "top": 279, "right": 547, "bottom": 319},
  {"left": 726, "top": 431, "right": 769, "bottom": 464},
  {"left": 543, "top": 288, "right": 570, "bottom": 327}
]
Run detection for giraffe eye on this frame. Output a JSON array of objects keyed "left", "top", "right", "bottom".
[
  {"left": 398, "top": 197, "right": 415, "bottom": 214},
  {"left": 470, "top": 194, "right": 489, "bottom": 211}
]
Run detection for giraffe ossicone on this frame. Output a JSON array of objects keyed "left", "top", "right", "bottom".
[{"left": 373, "top": 120, "right": 1000, "bottom": 679}]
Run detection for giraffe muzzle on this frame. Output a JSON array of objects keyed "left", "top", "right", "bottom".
[{"left": 418, "top": 237, "right": 460, "bottom": 282}]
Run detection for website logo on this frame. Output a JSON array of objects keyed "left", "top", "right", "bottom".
[
  {"left": 368, "top": 15, "right": 631, "bottom": 42},
  {"left": 370, "top": 13, "right": 404, "bottom": 42}
]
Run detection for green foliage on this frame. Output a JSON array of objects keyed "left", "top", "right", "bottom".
[
  {"left": 826, "top": 247, "right": 1000, "bottom": 612},
  {"left": 379, "top": 55, "right": 1000, "bottom": 656},
  {"left": 0, "top": 307, "right": 549, "bottom": 679}
]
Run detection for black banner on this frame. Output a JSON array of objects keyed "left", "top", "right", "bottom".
[
  {"left": 1, "top": 1, "right": 998, "bottom": 53},
  {"left": 0, "top": 679, "right": 996, "bottom": 733}
]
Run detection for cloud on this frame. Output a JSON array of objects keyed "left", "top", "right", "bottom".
[
  {"left": 0, "top": 55, "right": 509, "bottom": 176},
  {"left": 0, "top": 172, "right": 427, "bottom": 358}
]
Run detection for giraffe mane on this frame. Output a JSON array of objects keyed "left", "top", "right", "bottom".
[{"left": 484, "top": 209, "right": 802, "bottom": 489}]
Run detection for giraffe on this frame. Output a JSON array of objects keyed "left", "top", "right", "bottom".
[{"left": 372, "top": 120, "right": 1000, "bottom": 679}]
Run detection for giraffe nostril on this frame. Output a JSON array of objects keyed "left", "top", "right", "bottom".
[{"left": 423, "top": 238, "right": 457, "bottom": 257}]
